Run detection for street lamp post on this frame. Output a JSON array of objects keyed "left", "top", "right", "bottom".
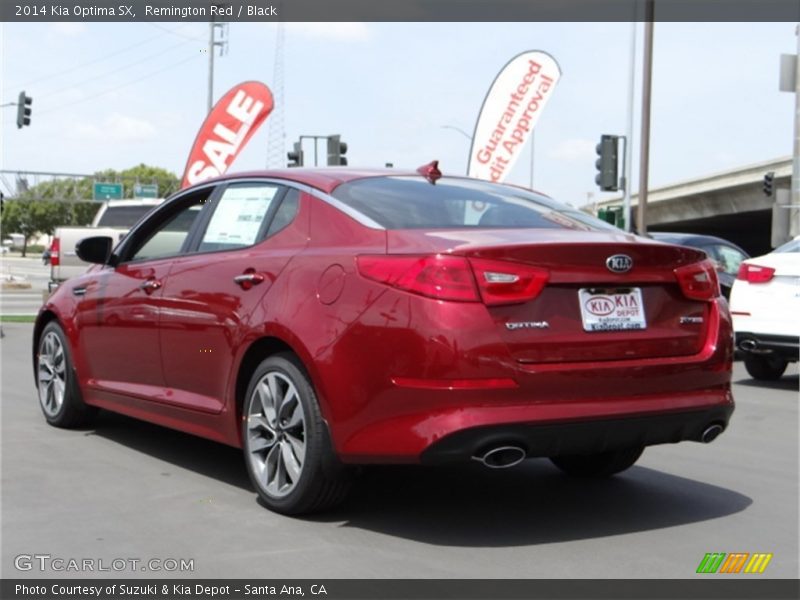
[{"left": 441, "top": 125, "right": 473, "bottom": 175}]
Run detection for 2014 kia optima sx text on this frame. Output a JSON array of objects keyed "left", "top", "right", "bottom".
[{"left": 33, "top": 165, "right": 734, "bottom": 515}]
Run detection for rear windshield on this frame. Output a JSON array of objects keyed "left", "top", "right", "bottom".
[
  {"left": 97, "top": 205, "right": 157, "bottom": 228},
  {"left": 331, "top": 176, "right": 617, "bottom": 231},
  {"left": 775, "top": 238, "right": 800, "bottom": 253}
]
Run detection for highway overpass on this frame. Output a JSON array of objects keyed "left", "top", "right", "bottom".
[{"left": 596, "top": 157, "right": 793, "bottom": 256}]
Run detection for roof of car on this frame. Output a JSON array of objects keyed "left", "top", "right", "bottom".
[{"left": 208, "top": 168, "right": 418, "bottom": 195}]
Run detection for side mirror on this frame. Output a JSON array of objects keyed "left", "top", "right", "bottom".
[{"left": 76, "top": 236, "right": 113, "bottom": 265}]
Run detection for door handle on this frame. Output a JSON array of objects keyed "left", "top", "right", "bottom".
[
  {"left": 233, "top": 272, "right": 264, "bottom": 290},
  {"left": 140, "top": 279, "right": 162, "bottom": 294}
]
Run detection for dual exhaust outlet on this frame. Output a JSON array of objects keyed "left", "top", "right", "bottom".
[{"left": 472, "top": 424, "right": 724, "bottom": 468}]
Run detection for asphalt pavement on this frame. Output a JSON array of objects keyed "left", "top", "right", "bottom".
[
  {"left": 1, "top": 322, "right": 798, "bottom": 579},
  {"left": 1, "top": 255, "right": 51, "bottom": 316}
]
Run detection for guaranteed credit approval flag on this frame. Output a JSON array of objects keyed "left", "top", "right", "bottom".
[
  {"left": 181, "top": 81, "right": 274, "bottom": 188},
  {"left": 468, "top": 51, "right": 561, "bottom": 183}
]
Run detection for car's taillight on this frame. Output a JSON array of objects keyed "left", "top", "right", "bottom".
[
  {"left": 357, "top": 255, "right": 479, "bottom": 302},
  {"left": 674, "top": 260, "right": 719, "bottom": 301},
  {"left": 50, "top": 238, "right": 60, "bottom": 267},
  {"left": 357, "top": 255, "right": 550, "bottom": 306},
  {"left": 469, "top": 258, "right": 549, "bottom": 306},
  {"left": 736, "top": 263, "right": 775, "bottom": 284}
]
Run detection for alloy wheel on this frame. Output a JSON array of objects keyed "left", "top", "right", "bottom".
[
  {"left": 38, "top": 331, "right": 67, "bottom": 417},
  {"left": 246, "top": 371, "right": 307, "bottom": 498}
]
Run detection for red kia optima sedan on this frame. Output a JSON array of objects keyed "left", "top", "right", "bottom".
[{"left": 33, "top": 165, "right": 734, "bottom": 514}]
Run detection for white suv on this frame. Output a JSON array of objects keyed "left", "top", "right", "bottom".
[{"left": 729, "top": 237, "right": 800, "bottom": 379}]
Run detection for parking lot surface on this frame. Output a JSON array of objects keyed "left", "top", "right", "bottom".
[{"left": 1, "top": 322, "right": 797, "bottom": 578}]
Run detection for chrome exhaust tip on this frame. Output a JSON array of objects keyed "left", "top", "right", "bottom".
[
  {"left": 473, "top": 445, "right": 527, "bottom": 469},
  {"left": 739, "top": 339, "right": 758, "bottom": 352},
  {"left": 701, "top": 424, "right": 724, "bottom": 444}
]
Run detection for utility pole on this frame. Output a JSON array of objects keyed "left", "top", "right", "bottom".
[
  {"left": 637, "top": 1, "right": 655, "bottom": 236},
  {"left": 793, "top": 24, "right": 800, "bottom": 234},
  {"left": 207, "top": 17, "right": 229, "bottom": 113},
  {"left": 623, "top": 20, "right": 637, "bottom": 232},
  {"left": 777, "top": 24, "right": 800, "bottom": 244}
]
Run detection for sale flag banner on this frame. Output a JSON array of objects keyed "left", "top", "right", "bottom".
[
  {"left": 468, "top": 51, "right": 561, "bottom": 183},
  {"left": 181, "top": 81, "right": 274, "bottom": 188}
]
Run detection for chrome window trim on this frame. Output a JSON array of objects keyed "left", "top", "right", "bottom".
[{"left": 191, "top": 177, "right": 386, "bottom": 230}]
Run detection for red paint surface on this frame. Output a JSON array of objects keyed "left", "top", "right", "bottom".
[{"left": 35, "top": 170, "right": 734, "bottom": 463}]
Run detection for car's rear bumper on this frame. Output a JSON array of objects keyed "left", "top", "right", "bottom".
[
  {"left": 735, "top": 332, "right": 799, "bottom": 361},
  {"left": 419, "top": 404, "right": 734, "bottom": 465}
]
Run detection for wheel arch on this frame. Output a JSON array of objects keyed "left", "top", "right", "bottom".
[{"left": 232, "top": 331, "right": 331, "bottom": 439}]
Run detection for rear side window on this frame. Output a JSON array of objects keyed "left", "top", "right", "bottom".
[
  {"left": 331, "top": 176, "right": 616, "bottom": 231},
  {"left": 197, "top": 183, "right": 281, "bottom": 253},
  {"left": 96, "top": 205, "right": 156, "bottom": 227},
  {"left": 266, "top": 189, "right": 300, "bottom": 238}
]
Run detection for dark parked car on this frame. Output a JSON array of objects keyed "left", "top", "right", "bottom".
[
  {"left": 649, "top": 233, "right": 749, "bottom": 299},
  {"left": 33, "top": 167, "right": 734, "bottom": 515}
]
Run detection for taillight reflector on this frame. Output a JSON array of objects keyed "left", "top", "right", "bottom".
[
  {"left": 357, "top": 255, "right": 550, "bottom": 306},
  {"left": 674, "top": 260, "right": 720, "bottom": 301},
  {"left": 357, "top": 255, "right": 479, "bottom": 302},
  {"left": 736, "top": 263, "right": 775, "bottom": 284},
  {"left": 469, "top": 258, "right": 549, "bottom": 306},
  {"left": 50, "top": 238, "right": 60, "bottom": 267},
  {"left": 391, "top": 377, "right": 518, "bottom": 390}
]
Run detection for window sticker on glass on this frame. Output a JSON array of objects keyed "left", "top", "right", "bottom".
[{"left": 203, "top": 186, "right": 278, "bottom": 246}]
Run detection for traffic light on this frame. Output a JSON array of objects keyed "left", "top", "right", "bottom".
[
  {"left": 287, "top": 140, "right": 303, "bottom": 167},
  {"left": 763, "top": 171, "right": 775, "bottom": 197},
  {"left": 327, "top": 134, "right": 348, "bottom": 166},
  {"left": 595, "top": 134, "right": 619, "bottom": 191},
  {"left": 16, "top": 91, "right": 32, "bottom": 129}
]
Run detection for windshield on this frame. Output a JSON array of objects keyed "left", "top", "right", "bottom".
[
  {"left": 774, "top": 238, "right": 800, "bottom": 253},
  {"left": 332, "top": 176, "right": 619, "bottom": 231}
]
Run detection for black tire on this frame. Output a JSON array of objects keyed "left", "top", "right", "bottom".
[
  {"left": 743, "top": 354, "right": 788, "bottom": 381},
  {"left": 241, "top": 353, "right": 351, "bottom": 515},
  {"left": 35, "top": 321, "right": 97, "bottom": 428},
  {"left": 550, "top": 446, "right": 644, "bottom": 478}
]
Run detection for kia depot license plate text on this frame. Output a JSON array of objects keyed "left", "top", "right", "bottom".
[{"left": 579, "top": 288, "right": 647, "bottom": 332}]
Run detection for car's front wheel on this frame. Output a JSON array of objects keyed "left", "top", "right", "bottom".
[
  {"left": 550, "top": 446, "right": 644, "bottom": 477},
  {"left": 242, "top": 353, "right": 351, "bottom": 515},
  {"left": 36, "top": 321, "right": 96, "bottom": 428},
  {"left": 743, "top": 354, "right": 788, "bottom": 381}
]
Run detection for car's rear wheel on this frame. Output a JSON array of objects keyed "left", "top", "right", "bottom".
[
  {"left": 743, "top": 354, "right": 788, "bottom": 381},
  {"left": 550, "top": 446, "right": 644, "bottom": 478},
  {"left": 36, "top": 321, "right": 96, "bottom": 428},
  {"left": 242, "top": 353, "right": 351, "bottom": 515}
]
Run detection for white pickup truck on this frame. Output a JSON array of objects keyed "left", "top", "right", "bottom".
[{"left": 49, "top": 199, "right": 164, "bottom": 290}]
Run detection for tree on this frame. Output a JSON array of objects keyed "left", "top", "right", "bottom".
[
  {"left": 17, "top": 164, "right": 180, "bottom": 201},
  {"left": 0, "top": 200, "right": 100, "bottom": 256},
  {"left": 1, "top": 200, "right": 38, "bottom": 256}
]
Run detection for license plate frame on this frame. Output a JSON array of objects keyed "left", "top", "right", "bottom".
[{"left": 578, "top": 287, "right": 647, "bottom": 332}]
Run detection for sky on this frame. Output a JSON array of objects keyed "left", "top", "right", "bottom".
[{"left": 0, "top": 21, "right": 795, "bottom": 207}]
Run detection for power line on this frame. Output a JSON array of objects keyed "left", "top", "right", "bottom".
[
  {"left": 36, "top": 38, "right": 198, "bottom": 101},
  {"left": 7, "top": 24, "right": 203, "bottom": 91},
  {"left": 145, "top": 22, "right": 206, "bottom": 42},
  {"left": 9, "top": 30, "right": 167, "bottom": 90},
  {"left": 35, "top": 53, "right": 202, "bottom": 117}
]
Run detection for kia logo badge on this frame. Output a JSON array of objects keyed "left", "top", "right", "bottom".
[{"left": 606, "top": 254, "right": 633, "bottom": 273}]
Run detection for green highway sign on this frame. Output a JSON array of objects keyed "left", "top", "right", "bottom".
[
  {"left": 133, "top": 183, "right": 158, "bottom": 198},
  {"left": 93, "top": 182, "right": 123, "bottom": 200}
]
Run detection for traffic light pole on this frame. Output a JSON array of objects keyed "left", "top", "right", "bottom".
[
  {"left": 300, "top": 136, "right": 329, "bottom": 166},
  {"left": 637, "top": 9, "right": 654, "bottom": 236}
]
